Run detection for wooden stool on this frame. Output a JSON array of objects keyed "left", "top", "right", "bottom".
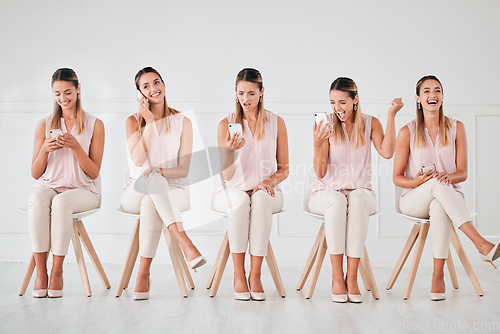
[
  {"left": 386, "top": 222, "right": 484, "bottom": 299},
  {"left": 388, "top": 186, "right": 484, "bottom": 299},
  {"left": 114, "top": 208, "right": 195, "bottom": 298},
  {"left": 206, "top": 231, "right": 286, "bottom": 298},
  {"left": 296, "top": 222, "right": 380, "bottom": 299},
  {"left": 19, "top": 210, "right": 111, "bottom": 297}
]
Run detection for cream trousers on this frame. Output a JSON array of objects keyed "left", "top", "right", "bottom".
[
  {"left": 121, "top": 173, "right": 189, "bottom": 258},
  {"left": 400, "top": 178, "right": 472, "bottom": 259},
  {"left": 213, "top": 188, "right": 283, "bottom": 256},
  {"left": 29, "top": 187, "right": 99, "bottom": 256},
  {"left": 309, "top": 189, "right": 377, "bottom": 258}
]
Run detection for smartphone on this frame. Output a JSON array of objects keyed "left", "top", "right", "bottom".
[
  {"left": 49, "top": 129, "right": 63, "bottom": 138},
  {"left": 314, "top": 112, "right": 328, "bottom": 126},
  {"left": 137, "top": 91, "right": 144, "bottom": 102},
  {"left": 228, "top": 123, "right": 243, "bottom": 142},
  {"left": 422, "top": 163, "right": 436, "bottom": 176}
]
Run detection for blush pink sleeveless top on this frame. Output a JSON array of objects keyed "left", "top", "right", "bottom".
[
  {"left": 402, "top": 118, "right": 463, "bottom": 196},
  {"left": 312, "top": 113, "right": 374, "bottom": 195},
  {"left": 125, "top": 113, "right": 186, "bottom": 190},
  {"left": 35, "top": 112, "right": 100, "bottom": 199},
  {"left": 224, "top": 110, "right": 280, "bottom": 192}
]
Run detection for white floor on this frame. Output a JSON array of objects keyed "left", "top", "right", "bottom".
[{"left": 1, "top": 262, "right": 499, "bottom": 334}]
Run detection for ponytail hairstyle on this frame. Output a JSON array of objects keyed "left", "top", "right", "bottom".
[
  {"left": 50, "top": 68, "right": 85, "bottom": 134},
  {"left": 330, "top": 77, "right": 365, "bottom": 148},
  {"left": 134, "top": 67, "right": 179, "bottom": 134},
  {"left": 235, "top": 68, "right": 267, "bottom": 140},
  {"left": 415, "top": 75, "right": 450, "bottom": 147}
]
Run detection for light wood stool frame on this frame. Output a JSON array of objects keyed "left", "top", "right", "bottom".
[
  {"left": 206, "top": 231, "right": 286, "bottom": 298},
  {"left": 296, "top": 222, "right": 380, "bottom": 300},
  {"left": 114, "top": 210, "right": 195, "bottom": 298},
  {"left": 385, "top": 221, "right": 484, "bottom": 299},
  {"left": 388, "top": 186, "right": 484, "bottom": 299},
  {"left": 19, "top": 210, "right": 111, "bottom": 297}
]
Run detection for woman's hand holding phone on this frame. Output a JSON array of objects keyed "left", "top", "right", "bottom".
[
  {"left": 225, "top": 130, "right": 245, "bottom": 151},
  {"left": 138, "top": 92, "right": 154, "bottom": 124},
  {"left": 413, "top": 169, "right": 434, "bottom": 188},
  {"left": 42, "top": 137, "right": 63, "bottom": 153},
  {"left": 57, "top": 133, "right": 80, "bottom": 150},
  {"left": 313, "top": 119, "right": 331, "bottom": 149},
  {"left": 226, "top": 123, "right": 245, "bottom": 150}
]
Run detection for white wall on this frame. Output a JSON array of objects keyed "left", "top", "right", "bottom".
[{"left": 1, "top": 0, "right": 500, "bottom": 267}]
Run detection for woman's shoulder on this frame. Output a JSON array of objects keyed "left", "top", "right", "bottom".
[
  {"left": 362, "top": 113, "right": 374, "bottom": 120},
  {"left": 83, "top": 111, "right": 99, "bottom": 124},
  {"left": 264, "top": 109, "right": 276, "bottom": 116},
  {"left": 126, "top": 113, "right": 140, "bottom": 121},
  {"left": 171, "top": 111, "right": 185, "bottom": 119},
  {"left": 405, "top": 118, "right": 417, "bottom": 130},
  {"left": 126, "top": 114, "right": 140, "bottom": 131},
  {"left": 446, "top": 116, "right": 459, "bottom": 126}
]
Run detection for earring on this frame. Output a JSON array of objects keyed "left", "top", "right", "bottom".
[
  {"left": 259, "top": 96, "right": 262, "bottom": 103},
  {"left": 417, "top": 102, "right": 421, "bottom": 110},
  {"left": 77, "top": 93, "right": 80, "bottom": 99},
  {"left": 353, "top": 104, "right": 357, "bottom": 111},
  {"left": 236, "top": 97, "right": 239, "bottom": 103}
]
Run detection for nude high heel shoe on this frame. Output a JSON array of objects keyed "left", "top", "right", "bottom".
[
  {"left": 32, "top": 276, "right": 48, "bottom": 298},
  {"left": 133, "top": 279, "right": 151, "bottom": 300},
  {"left": 480, "top": 243, "right": 500, "bottom": 269},
  {"left": 331, "top": 280, "right": 348, "bottom": 303},
  {"left": 430, "top": 292, "right": 446, "bottom": 301},
  {"left": 331, "top": 293, "right": 348, "bottom": 303},
  {"left": 188, "top": 256, "right": 207, "bottom": 271},
  {"left": 48, "top": 278, "right": 63, "bottom": 298},
  {"left": 347, "top": 293, "right": 363, "bottom": 303},
  {"left": 234, "top": 278, "right": 251, "bottom": 301}
]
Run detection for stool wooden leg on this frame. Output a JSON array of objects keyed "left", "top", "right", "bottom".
[
  {"left": 209, "top": 232, "right": 230, "bottom": 297},
  {"left": 163, "top": 225, "right": 188, "bottom": 298},
  {"left": 296, "top": 223, "right": 324, "bottom": 291},
  {"left": 446, "top": 250, "right": 459, "bottom": 289},
  {"left": 305, "top": 233, "right": 327, "bottom": 299},
  {"left": 72, "top": 219, "right": 92, "bottom": 297},
  {"left": 115, "top": 219, "right": 140, "bottom": 297},
  {"left": 19, "top": 255, "right": 36, "bottom": 296},
  {"left": 450, "top": 228, "right": 484, "bottom": 296},
  {"left": 386, "top": 223, "right": 420, "bottom": 290},
  {"left": 172, "top": 237, "right": 195, "bottom": 290},
  {"left": 207, "top": 232, "right": 227, "bottom": 289},
  {"left": 360, "top": 247, "right": 380, "bottom": 300},
  {"left": 359, "top": 255, "right": 370, "bottom": 291},
  {"left": 265, "top": 242, "right": 286, "bottom": 297},
  {"left": 76, "top": 220, "right": 110, "bottom": 289},
  {"left": 403, "top": 223, "right": 429, "bottom": 300}
]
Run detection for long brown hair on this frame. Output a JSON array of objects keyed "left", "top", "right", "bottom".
[
  {"left": 235, "top": 68, "right": 267, "bottom": 140},
  {"left": 134, "top": 67, "right": 179, "bottom": 134},
  {"left": 50, "top": 68, "right": 85, "bottom": 134},
  {"left": 330, "top": 77, "right": 365, "bottom": 148},
  {"left": 415, "top": 75, "right": 450, "bottom": 147}
]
